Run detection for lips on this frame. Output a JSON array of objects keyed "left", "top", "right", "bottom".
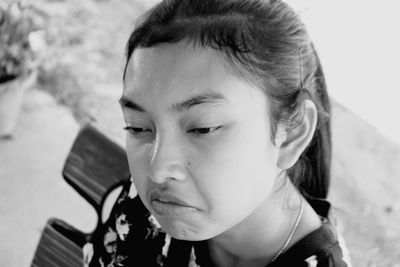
[
  {"left": 149, "top": 190, "right": 198, "bottom": 216},
  {"left": 150, "top": 191, "right": 194, "bottom": 207}
]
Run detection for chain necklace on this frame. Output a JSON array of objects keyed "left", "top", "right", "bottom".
[{"left": 271, "top": 197, "right": 304, "bottom": 263}]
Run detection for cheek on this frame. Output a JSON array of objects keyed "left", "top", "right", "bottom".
[
  {"left": 203, "top": 123, "right": 277, "bottom": 180},
  {"left": 126, "top": 139, "right": 151, "bottom": 192},
  {"left": 200, "top": 147, "right": 276, "bottom": 196},
  {"left": 194, "top": 130, "right": 278, "bottom": 215}
]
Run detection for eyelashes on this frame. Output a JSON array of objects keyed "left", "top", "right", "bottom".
[
  {"left": 123, "top": 126, "right": 152, "bottom": 136},
  {"left": 122, "top": 126, "right": 222, "bottom": 137},
  {"left": 187, "top": 126, "right": 222, "bottom": 136}
]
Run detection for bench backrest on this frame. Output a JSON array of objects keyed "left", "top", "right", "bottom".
[{"left": 31, "top": 124, "right": 130, "bottom": 267}]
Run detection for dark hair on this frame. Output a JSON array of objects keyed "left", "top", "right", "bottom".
[{"left": 123, "top": 0, "right": 331, "bottom": 199}]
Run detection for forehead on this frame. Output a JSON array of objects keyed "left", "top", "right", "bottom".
[
  {"left": 124, "top": 42, "right": 230, "bottom": 88},
  {"left": 122, "top": 42, "right": 265, "bottom": 110}
]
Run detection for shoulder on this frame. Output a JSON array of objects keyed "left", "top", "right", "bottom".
[
  {"left": 303, "top": 220, "right": 352, "bottom": 267},
  {"left": 270, "top": 198, "right": 353, "bottom": 267},
  {"left": 271, "top": 219, "right": 352, "bottom": 267}
]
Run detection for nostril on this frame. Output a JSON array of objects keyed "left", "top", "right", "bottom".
[{"left": 148, "top": 164, "right": 187, "bottom": 183}]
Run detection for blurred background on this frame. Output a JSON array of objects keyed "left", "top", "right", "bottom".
[
  {"left": 0, "top": 0, "right": 399, "bottom": 266},
  {"left": 291, "top": 0, "right": 400, "bottom": 147}
]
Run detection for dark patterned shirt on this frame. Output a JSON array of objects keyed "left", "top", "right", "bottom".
[{"left": 83, "top": 179, "right": 352, "bottom": 267}]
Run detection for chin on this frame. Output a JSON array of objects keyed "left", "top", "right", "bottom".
[
  {"left": 167, "top": 231, "right": 211, "bottom": 241},
  {"left": 161, "top": 220, "right": 215, "bottom": 241},
  {"left": 163, "top": 225, "right": 222, "bottom": 241}
]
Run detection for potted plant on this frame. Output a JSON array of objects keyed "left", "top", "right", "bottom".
[{"left": 0, "top": 1, "right": 44, "bottom": 138}]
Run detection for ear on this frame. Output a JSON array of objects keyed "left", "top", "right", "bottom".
[{"left": 276, "top": 100, "right": 318, "bottom": 170}]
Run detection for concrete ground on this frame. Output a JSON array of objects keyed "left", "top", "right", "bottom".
[{"left": 0, "top": 88, "right": 97, "bottom": 267}]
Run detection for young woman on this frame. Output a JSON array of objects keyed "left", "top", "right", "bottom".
[{"left": 84, "top": 0, "right": 352, "bottom": 266}]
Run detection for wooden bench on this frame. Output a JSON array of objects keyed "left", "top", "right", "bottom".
[{"left": 31, "top": 124, "right": 130, "bottom": 267}]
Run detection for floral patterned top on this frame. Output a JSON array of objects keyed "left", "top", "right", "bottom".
[{"left": 83, "top": 179, "right": 352, "bottom": 267}]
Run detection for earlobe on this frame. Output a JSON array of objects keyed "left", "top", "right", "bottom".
[{"left": 276, "top": 100, "right": 318, "bottom": 170}]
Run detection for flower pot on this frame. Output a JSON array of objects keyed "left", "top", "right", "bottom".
[{"left": 0, "top": 71, "right": 37, "bottom": 138}]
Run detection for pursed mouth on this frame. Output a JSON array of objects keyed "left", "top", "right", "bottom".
[
  {"left": 149, "top": 191, "right": 197, "bottom": 209},
  {"left": 153, "top": 199, "right": 187, "bottom": 206}
]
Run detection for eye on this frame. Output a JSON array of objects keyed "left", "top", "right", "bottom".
[
  {"left": 188, "top": 126, "right": 222, "bottom": 136},
  {"left": 123, "top": 126, "right": 152, "bottom": 136}
]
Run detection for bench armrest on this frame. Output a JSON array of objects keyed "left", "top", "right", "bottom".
[{"left": 31, "top": 218, "right": 86, "bottom": 267}]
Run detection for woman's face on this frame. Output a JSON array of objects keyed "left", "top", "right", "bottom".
[{"left": 122, "top": 41, "right": 281, "bottom": 241}]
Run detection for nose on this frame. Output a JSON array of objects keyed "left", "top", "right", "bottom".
[{"left": 148, "top": 131, "right": 187, "bottom": 184}]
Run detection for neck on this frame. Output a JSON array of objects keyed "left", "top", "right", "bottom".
[{"left": 207, "top": 182, "right": 322, "bottom": 267}]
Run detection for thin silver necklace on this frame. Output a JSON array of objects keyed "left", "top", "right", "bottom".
[{"left": 271, "top": 197, "right": 304, "bottom": 263}]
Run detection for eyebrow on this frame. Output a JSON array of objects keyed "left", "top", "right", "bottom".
[
  {"left": 119, "top": 96, "right": 146, "bottom": 112},
  {"left": 119, "top": 92, "right": 227, "bottom": 113},
  {"left": 172, "top": 92, "right": 227, "bottom": 112}
]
